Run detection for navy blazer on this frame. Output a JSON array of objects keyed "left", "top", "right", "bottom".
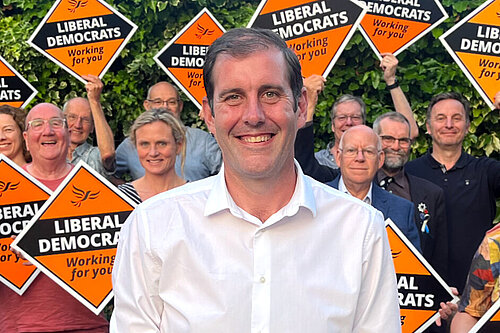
[{"left": 327, "top": 175, "right": 422, "bottom": 252}]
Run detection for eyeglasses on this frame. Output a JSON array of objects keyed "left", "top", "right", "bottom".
[
  {"left": 147, "top": 98, "right": 180, "bottom": 108},
  {"left": 340, "top": 147, "right": 380, "bottom": 159},
  {"left": 65, "top": 113, "right": 92, "bottom": 125},
  {"left": 334, "top": 115, "right": 363, "bottom": 123},
  {"left": 379, "top": 135, "right": 411, "bottom": 148},
  {"left": 26, "top": 118, "right": 66, "bottom": 131}
]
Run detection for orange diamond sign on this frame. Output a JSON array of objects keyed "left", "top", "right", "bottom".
[
  {"left": 27, "top": 0, "right": 137, "bottom": 84},
  {"left": 386, "top": 219, "right": 458, "bottom": 332},
  {"left": 0, "top": 56, "right": 38, "bottom": 108},
  {"left": 154, "top": 8, "right": 225, "bottom": 109},
  {"left": 0, "top": 155, "right": 51, "bottom": 295},
  {"left": 440, "top": 0, "right": 500, "bottom": 110},
  {"left": 247, "top": 0, "right": 367, "bottom": 78},
  {"left": 12, "top": 161, "right": 136, "bottom": 314},
  {"left": 359, "top": 0, "right": 448, "bottom": 58}
]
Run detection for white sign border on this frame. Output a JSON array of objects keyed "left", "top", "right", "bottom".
[
  {"left": 0, "top": 55, "right": 38, "bottom": 108},
  {"left": 439, "top": 0, "right": 497, "bottom": 110},
  {"left": 153, "top": 7, "right": 226, "bottom": 110},
  {"left": 358, "top": 0, "right": 448, "bottom": 60},
  {"left": 247, "top": 0, "right": 368, "bottom": 79},
  {"left": 386, "top": 218, "right": 459, "bottom": 333},
  {"left": 469, "top": 298, "right": 500, "bottom": 333},
  {"left": 11, "top": 160, "right": 137, "bottom": 314},
  {"left": 0, "top": 154, "right": 52, "bottom": 295},
  {"left": 27, "top": 0, "right": 138, "bottom": 85}
]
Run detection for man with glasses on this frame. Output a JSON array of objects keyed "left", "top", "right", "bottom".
[
  {"left": 1, "top": 103, "right": 109, "bottom": 332},
  {"left": 373, "top": 112, "right": 448, "bottom": 282},
  {"left": 296, "top": 53, "right": 418, "bottom": 182},
  {"left": 326, "top": 125, "right": 421, "bottom": 250},
  {"left": 114, "top": 81, "right": 222, "bottom": 182},
  {"left": 63, "top": 75, "right": 115, "bottom": 178},
  {"left": 406, "top": 92, "right": 500, "bottom": 295}
]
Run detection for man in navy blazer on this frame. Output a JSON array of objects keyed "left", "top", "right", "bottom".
[{"left": 327, "top": 125, "right": 421, "bottom": 252}]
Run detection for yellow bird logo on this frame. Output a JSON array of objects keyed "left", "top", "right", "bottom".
[
  {"left": 195, "top": 24, "right": 214, "bottom": 39},
  {"left": 71, "top": 185, "right": 100, "bottom": 207},
  {"left": 68, "top": 0, "right": 88, "bottom": 13},
  {"left": 0, "top": 181, "right": 20, "bottom": 198}
]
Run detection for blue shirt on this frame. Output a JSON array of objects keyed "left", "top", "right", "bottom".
[{"left": 115, "top": 127, "right": 222, "bottom": 182}]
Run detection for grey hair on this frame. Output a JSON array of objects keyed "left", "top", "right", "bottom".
[
  {"left": 373, "top": 111, "right": 411, "bottom": 137},
  {"left": 331, "top": 94, "right": 367, "bottom": 124}
]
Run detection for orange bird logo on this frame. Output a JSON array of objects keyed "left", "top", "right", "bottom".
[
  {"left": 195, "top": 24, "right": 214, "bottom": 39},
  {"left": 0, "top": 181, "right": 20, "bottom": 198},
  {"left": 68, "top": 0, "right": 88, "bottom": 13},
  {"left": 71, "top": 185, "right": 100, "bottom": 207}
]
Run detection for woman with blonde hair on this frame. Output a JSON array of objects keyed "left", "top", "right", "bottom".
[{"left": 119, "top": 109, "right": 186, "bottom": 203}]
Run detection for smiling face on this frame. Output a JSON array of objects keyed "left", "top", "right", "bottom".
[
  {"left": 64, "top": 98, "right": 94, "bottom": 147},
  {"left": 336, "top": 125, "right": 384, "bottom": 189},
  {"left": 135, "top": 120, "right": 180, "bottom": 176},
  {"left": 203, "top": 48, "right": 306, "bottom": 181},
  {"left": 0, "top": 113, "right": 24, "bottom": 163},
  {"left": 426, "top": 98, "right": 469, "bottom": 149},
  {"left": 23, "top": 103, "right": 69, "bottom": 165}
]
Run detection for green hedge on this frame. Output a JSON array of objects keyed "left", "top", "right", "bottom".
[{"left": 1, "top": 0, "right": 498, "bottom": 160}]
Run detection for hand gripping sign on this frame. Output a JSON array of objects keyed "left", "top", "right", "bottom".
[
  {"left": 27, "top": 0, "right": 137, "bottom": 84},
  {"left": 11, "top": 161, "right": 136, "bottom": 314},
  {"left": 154, "top": 8, "right": 225, "bottom": 109},
  {"left": 247, "top": 0, "right": 367, "bottom": 78},
  {"left": 0, "top": 56, "right": 38, "bottom": 108},
  {"left": 385, "top": 219, "right": 459, "bottom": 332},
  {"left": 440, "top": 0, "right": 500, "bottom": 110},
  {"left": 0, "top": 155, "right": 51, "bottom": 295},
  {"left": 358, "top": 0, "right": 448, "bottom": 58}
]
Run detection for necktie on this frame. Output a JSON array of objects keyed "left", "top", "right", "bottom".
[{"left": 379, "top": 176, "right": 394, "bottom": 190}]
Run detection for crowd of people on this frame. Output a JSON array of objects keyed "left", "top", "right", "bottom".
[{"left": 1, "top": 27, "right": 499, "bottom": 332}]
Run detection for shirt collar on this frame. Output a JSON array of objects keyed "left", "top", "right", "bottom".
[
  {"left": 338, "top": 176, "right": 373, "bottom": 205},
  {"left": 426, "top": 149, "right": 468, "bottom": 170},
  {"left": 204, "top": 160, "right": 316, "bottom": 225}
]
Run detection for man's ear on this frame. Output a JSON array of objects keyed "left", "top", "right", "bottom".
[
  {"left": 23, "top": 131, "right": 30, "bottom": 151},
  {"left": 296, "top": 87, "right": 308, "bottom": 129},
  {"left": 202, "top": 97, "right": 216, "bottom": 136},
  {"left": 378, "top": 150, "right": 385, "bottom": 169},
  {"left": 143, "top": 99, "right": 150, "bottom": 111}
]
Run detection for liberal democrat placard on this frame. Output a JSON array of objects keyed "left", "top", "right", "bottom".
[
  {"left": 27, "top": 0, "right": 137, "bottom": 84},
  {"left": 11, "top": 161, "right": 136, "bottom": 314},
  {"left": 470, "top": 298, "right": 500, "bottom": 332},
  {"left": 440, "top": 0, "right": 500, "bottom": 110},
  {"left": 358, "top": 0, "right": 448, "bottom": 58},
  {"left": 0, "top": 155, "right": 51, "bottom": 295},
  {"left": 248, "top": 0, "right": 367, "bottom": 78},
  {"left": 154, "top": 8, "right": 225, "bottom": 109},
  {"left": 0, "top": 56, "right": 38, "bottom": 108},
  {"left": 386, "top": 219, "right": 459, "bottom": 333}
]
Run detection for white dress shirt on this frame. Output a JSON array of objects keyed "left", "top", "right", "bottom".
[
  {"left": 338, "top": 176, "right": 373, "bottom": 205},
  {"left": 110, "top": 163, "right": 401, "bottom": 333}
]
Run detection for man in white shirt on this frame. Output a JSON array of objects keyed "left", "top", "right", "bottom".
[{"left": 110, "top": 28, "right": 401, "bottom": 333}]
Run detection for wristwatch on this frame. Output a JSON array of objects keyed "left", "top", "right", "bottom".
[{"left": 386, "top": 78, "right": 399, "bottom": 90}]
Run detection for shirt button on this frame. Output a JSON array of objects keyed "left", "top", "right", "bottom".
[
  {"left": 444, "top": 178, "right": 448, "bottom": 182},
  {"left": 260, "top": 276, "right": 266, "bottom": 283}
]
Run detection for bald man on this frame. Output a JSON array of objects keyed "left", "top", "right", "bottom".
[
  {"left": 1, "top": 103, "right": 109, "bottom": 332},
  {"left": 327, "top": 125, "right": 421, "bottom": 251},
  {"left": 114, "top": 81, "right": 222, "bottom": 182}
]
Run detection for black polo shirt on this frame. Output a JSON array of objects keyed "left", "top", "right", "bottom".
[{"left": 406, "top": 150, "right": 500, "bottom": 292}]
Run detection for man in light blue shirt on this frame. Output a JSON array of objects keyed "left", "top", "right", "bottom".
[{"left": 115, "top": 81, "right": 221, "bottom": 182}]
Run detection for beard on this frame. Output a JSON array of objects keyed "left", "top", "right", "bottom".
[{"left": 383, "top": 148, "right": 408, "bottom": 171}]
